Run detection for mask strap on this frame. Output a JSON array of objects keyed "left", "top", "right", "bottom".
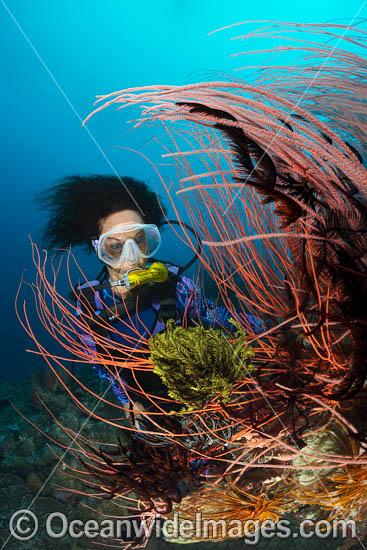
[{"left": 91, "top": 238, "right": 99, "bottom": 253}]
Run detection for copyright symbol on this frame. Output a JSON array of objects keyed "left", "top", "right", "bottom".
[{"left": 9, "top": 510, "right": 38, "bottom": 541}]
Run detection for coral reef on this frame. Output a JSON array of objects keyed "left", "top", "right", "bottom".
[
  {"left": 15, "top": 20, "right": 367, "bottom": 550},
  {"left": 80, "top": 433, "right": 208, "bottom": 514},
  {"left": 166, "top": 479, "right": 295, "bottom": 542}
]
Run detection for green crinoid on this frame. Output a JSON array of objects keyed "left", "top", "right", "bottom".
[{"left": 148, "top": 319, "right": 255, "bottom": 411}]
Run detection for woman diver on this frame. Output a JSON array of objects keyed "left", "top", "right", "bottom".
[{"left": 37, "top": 174, "right": 261, "bottom": 411}]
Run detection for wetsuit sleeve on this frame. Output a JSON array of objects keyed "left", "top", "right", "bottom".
[
  {"left": 74, "top": 300, "right": 130, "bottom": 406},
  {"left": 75, "top": 304, "right": 98, "bottom": 356},
  {"left": 175, "top": 276, "right": 263, "bottom": 333}
]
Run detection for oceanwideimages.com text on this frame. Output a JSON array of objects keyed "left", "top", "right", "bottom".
[{"left": 8, "top": 509, "right": 357, "bottom": 545}]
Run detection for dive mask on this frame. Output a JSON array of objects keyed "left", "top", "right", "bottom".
[{"left": 92, "top": 223, "right": 161, "bottom": 267}]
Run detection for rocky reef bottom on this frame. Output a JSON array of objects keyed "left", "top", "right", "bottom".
[{"left": 0, "top": 369, "right": 365, "bottom": 550}]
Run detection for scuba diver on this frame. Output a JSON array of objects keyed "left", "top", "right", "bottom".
[{"left": 37, "top": 174, "right": 261, "bottom": 411}]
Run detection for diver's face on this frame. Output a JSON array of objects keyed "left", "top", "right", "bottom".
[{"left": 98, "top": 210, "right": 148, "bottom": 278}]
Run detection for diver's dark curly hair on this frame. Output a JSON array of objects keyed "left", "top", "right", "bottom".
[{"left": 36, "top": 175, "right": 166, "bottom": 252}]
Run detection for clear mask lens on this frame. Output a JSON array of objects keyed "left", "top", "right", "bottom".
[
  {"left": 120, "top": 239, "right": 140, "bottom": 263},
  {"left": 96, "top": 224, "right": 161, "bottom": 267}
]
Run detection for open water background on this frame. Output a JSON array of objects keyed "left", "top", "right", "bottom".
[{"left": 1, "top": 0, "right": 365, "bottom": 380}]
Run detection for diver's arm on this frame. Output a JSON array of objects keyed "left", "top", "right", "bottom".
[
  {"left": 74, "top": 304, "right": 130, "bottom": 405},
  {"left": 175, "top": 275, "right": 262, "bottom": 333}
]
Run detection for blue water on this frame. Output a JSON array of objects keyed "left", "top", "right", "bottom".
[{"left": 1, "top": 0, "right": 365, "bottom": 380}]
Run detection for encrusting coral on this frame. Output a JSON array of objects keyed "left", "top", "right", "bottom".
[
  {"left": 295, "top": 462, "right": 367, "bottom": 521},
  {"left": 288, "top": 421, "right": 367, "bottom": 520},
  {"left": 148, "top": 319, "right": 255, "bottom": 411}
]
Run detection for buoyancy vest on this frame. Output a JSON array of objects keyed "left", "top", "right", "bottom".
[
  {"left": 74, "top": 264, "right": 181, "bottom": 346},
  {"left": 72, "top": 264, "right": 183, "bottom": 407}
]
